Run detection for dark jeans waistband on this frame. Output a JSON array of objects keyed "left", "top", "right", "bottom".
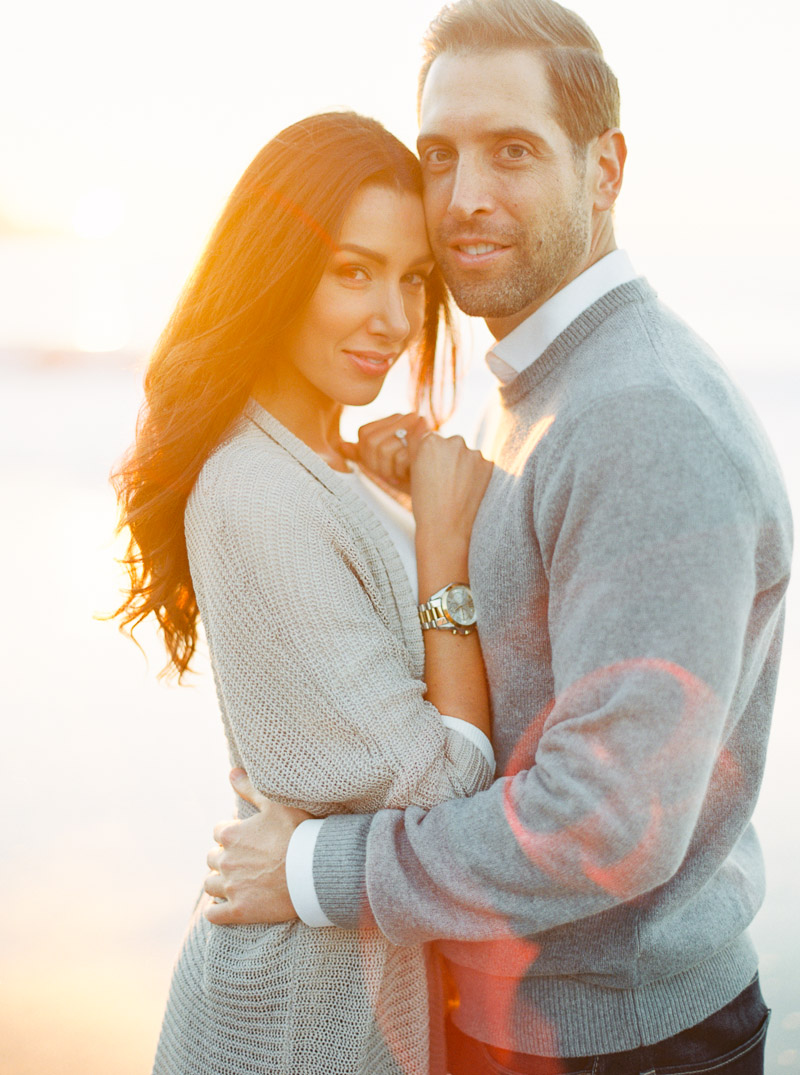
[{"left": 446, "top": 976, "right": 769, "bottom": 1075}]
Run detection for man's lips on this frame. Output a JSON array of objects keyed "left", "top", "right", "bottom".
[{"left": 446, "top": 239, "right": 511, "bottom": 266}]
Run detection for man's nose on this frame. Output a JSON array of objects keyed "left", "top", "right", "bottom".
[{"left": 447, "top": 158, "right": 494, "bottom": 220}]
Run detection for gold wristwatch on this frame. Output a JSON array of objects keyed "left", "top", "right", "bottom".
[{"left": 418, "top": 583, "right": 477, "bottom": 636}]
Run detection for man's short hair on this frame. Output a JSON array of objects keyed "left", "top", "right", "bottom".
[{"left": 419, "top": 0, "right": 620, "bottom": 151}]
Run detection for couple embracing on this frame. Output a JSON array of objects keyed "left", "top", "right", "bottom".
[{"left": 114, "top": 1, "right": 792, "bottom": 1073}]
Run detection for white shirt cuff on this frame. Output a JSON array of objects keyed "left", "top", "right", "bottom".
[
  {"left": 285, "top": 818, "right": 333, "bottom": 928},
  {"left": 441, "top": 715, "right": 496, "bottom": 775}
]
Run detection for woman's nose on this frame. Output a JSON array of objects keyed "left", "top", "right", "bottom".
[{"left": 370, "top": 284, "right": 411, "bottom": 341}]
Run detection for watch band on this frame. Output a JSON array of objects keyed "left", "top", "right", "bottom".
[
  {"left": 418, "top": 603, "right": 460, "bottom": 632},
  {"left": 418, "top": 582, "right": 477, "bottom": 635}
]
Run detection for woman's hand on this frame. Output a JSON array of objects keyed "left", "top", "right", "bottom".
[
  {"left": 411, "top": 435, "right": 494, "bottom": 740},
  {"left": 410, "top": 433, "right": 494, "bottom": 550},
  {"left": 339, "top": 412, "right": 431, "bottom": 494},
  {"left": 343, "top": 418, "right": 494, "bottom": 741}
]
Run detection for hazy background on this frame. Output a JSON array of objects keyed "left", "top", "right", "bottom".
[{"left": 1, "top": 0, "right": 798, "bottom": 1071}]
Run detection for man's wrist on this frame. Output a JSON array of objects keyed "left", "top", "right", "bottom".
[{"left": 311, "top": 813, "right": 375, "bottom": 930}]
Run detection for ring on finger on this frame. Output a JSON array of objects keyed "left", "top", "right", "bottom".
[{"left": 394, "top": 428, "right": 408, "bottom": 448}]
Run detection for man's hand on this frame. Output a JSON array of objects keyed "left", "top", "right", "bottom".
[{"left": 204, "top": 768, "right": 310, "bottom": 925}]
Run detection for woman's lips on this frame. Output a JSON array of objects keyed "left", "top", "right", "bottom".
[{"left": 343, "top": 350, "right": 398, "bottom": 376}]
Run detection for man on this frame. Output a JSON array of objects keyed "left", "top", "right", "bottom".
[{"left": 204, "top": 1, "right": 792, "bottom": 1070}]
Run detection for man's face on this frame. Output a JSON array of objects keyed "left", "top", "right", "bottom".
[{"left": 418, "top": 48, "right": 596, "bottom": 337}]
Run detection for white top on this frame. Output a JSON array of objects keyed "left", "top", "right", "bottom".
[{"left": 342, "top": 469, "right": 418, "bottom": 595}]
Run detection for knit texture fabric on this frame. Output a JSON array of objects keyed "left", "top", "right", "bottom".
[
  {"left": 312, "top": 279, "right": 793, "bottom": 1055},
  {"left": 152, "top": 402, "right": 494, "bottom": 1075}
]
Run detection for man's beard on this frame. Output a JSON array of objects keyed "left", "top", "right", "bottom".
[{"left": 434, "top": 198, "right": 590, "bottom": 320}]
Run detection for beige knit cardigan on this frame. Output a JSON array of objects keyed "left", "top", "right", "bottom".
[{"left": 152, "top": 401, "right": 494, "bottom": 1075}]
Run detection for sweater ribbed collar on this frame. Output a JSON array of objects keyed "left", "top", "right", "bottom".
[
  {"left": 487, "top": 249, "right": 638, "bottom": 384},
  {"left": 499, "top": 278, "right": 656, "bottom": 407}
]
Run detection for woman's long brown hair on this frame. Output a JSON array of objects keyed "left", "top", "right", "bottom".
[{"left": 112, "top": 112, "right": 455, "bottom": 680}]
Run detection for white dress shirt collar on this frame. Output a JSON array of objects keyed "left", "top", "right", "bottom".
[{"left": 486, "top": 249, "right": 638, "bottom": 384}]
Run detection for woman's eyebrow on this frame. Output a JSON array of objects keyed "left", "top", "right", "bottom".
[
  {"left": 336, "top": 243, "right": 386, "bottom": 264},
  {"left": 337, "top": 244, "right": 434, "bottom": 268}
]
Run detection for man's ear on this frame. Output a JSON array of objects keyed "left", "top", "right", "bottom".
[{"left": 591, "top": 128, "right": 627, "bottom": 212}]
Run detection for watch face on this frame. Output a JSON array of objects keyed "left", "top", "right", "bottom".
[{"left": 445, "top": 585, "right": 476, "bottom": 626}]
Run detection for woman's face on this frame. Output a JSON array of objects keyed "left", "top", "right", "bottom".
[{"left": 278, "top": 183, "right": 435, "bottom": 411}]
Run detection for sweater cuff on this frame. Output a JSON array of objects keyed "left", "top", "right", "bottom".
[{"left": 313, "top": 812, "right": 376, "bottom": 930}]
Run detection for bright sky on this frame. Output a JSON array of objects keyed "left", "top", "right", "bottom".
[{"left": 2, "top": 0, "right": 799, "bottom": 362}]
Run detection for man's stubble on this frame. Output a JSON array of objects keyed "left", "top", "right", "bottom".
[{"left": 432, "top": 188, "right": 591, "bottom": 321}]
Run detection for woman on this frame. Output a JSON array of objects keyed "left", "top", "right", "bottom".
[{"left": 113, "top": 112, "right": 494, "bottom": 1075}]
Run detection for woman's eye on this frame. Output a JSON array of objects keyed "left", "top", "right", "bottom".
[
  {"left": 339, "top": 265, "right": 369, "bottom": 282},
  {"left": 403, "top": 272, "right": 428, "bottom": 288}
]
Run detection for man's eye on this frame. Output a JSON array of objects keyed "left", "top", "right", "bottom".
[
  {"left": 499, "top": 144, "right": 530, "bottom": 161},
  {"left": 424, "top": 148, "right": 453, "bottom": 167}
]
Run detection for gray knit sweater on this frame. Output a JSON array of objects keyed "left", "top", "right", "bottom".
[
  {"left": 312, "top": 280, "right": 793, "bottom": 1056},
  {"left": 152, "top": 403, "right": 494, "bottom": 1075}
]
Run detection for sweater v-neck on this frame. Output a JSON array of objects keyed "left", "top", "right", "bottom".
[{"left": 499, "top": 279, "right": 656, "bottom": 407}]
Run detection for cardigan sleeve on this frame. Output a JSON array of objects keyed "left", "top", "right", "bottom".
[{"left": 185, "top": 445, "right": 494, "bottom": 816}]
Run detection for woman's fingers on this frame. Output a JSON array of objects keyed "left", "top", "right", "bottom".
[
  {"left": 354, "top": 413, "right": 405, "bottom": 475},
  {"left": 338, "top": 439, "right": 360, "bottom": 462},
  {"left": 360, "top": 415, "right": 411, "bottom": 476},
  {"left": 354, "top": 412, "right": 428, "bottom": 489}
]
